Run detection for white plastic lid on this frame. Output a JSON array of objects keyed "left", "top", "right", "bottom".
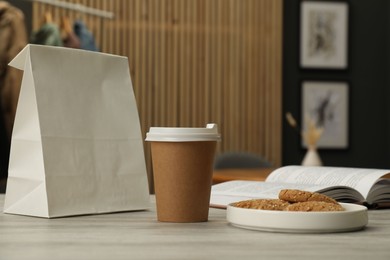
[{"left": 145, "top": 124, "right": 221, "bottom": 142}]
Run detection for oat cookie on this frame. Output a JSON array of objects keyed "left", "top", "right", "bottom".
[
  {"left": 233, "top": 199, "right": 290, "bottom": 211},
  {"left": 279, "top": 189, "right": 338, "bottom": 204},
  {"left": 284, "top": 201, "right": 344, "bottom": 212}
]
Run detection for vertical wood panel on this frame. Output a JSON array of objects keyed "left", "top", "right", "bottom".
[{"left": 32, "top": 0, "right": 283, "bottom": 191}]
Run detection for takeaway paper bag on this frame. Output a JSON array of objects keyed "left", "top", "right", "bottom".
[{"left": 3, "top": 44, "right": 150, "bottom": 218}]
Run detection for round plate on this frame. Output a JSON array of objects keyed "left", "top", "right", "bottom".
[{"left": 227, "top": 203, "right": 368, "bottom": 233}]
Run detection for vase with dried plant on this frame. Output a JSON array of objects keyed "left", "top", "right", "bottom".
[{"left": 285, "top": 112, "right": 324, "bottom": 166}]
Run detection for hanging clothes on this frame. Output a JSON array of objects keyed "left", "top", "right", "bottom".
[
  {"left": 30, "top": 11, "right": 62, "bottom": 46},
  {"left": 73, "top": 20, "right": 98, "bottom": 51},
  {"left": 0, "top": 1, "right": 27, "bottom": 181},
  {"left": 30, "top": 22, "right": 63, "bottom": 46},
  {"left": 0, "top": 1, "right": 27, "bottom": 138},
  {"left": 61, "top": 16, "right": 80, "bottom": 49}
]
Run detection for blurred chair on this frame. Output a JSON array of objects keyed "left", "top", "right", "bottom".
[{"left": 213, "top": 152, "right": 272, "bottom": 170}]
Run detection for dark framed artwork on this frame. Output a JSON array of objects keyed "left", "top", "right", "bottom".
[
  {"left": 301, "top": 81, "right": 349, "bottom": 149},
  {"left": 300, "top": 1, "right": 349, "bottom": 69}
]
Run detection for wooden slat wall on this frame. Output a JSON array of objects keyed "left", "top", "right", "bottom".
[{"left": 32, "top": 0, "right": 283, "bottom": 190}]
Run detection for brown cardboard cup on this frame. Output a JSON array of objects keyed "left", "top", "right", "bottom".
[{"left": 146, "top": 124, "right": 221, "bottom": 222}]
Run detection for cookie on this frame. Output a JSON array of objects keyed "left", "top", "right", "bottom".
[
  {"left": 233, "top": 199, "right": 290, "bottom": 211},
  {"left": 279, "top": 189, "right": 338, "bottom": 204},
  {"left": 284, "top": 201, "right": 344, "bottom": 212}
]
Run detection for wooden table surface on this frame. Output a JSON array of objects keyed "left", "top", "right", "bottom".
[
  {"left": 1, "top": 194, "right": 390, "bottom": 259},
  {"left": 212, "top": 168, "right": 275, "bottom": 184}
]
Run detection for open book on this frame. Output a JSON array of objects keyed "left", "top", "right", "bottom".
[{"left": 210, "top": 165, "right": 390, "bottom": 209}]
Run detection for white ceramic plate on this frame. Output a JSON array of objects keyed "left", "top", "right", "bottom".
[{"left": 227, "top": 203, "right": 368, "bottom": 233}]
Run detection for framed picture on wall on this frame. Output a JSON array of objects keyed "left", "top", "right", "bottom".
[
  {"left": 301, "top": 81, "right": 349, "bottom": 149},
  {"left": 300, "top": 1, "right": 349, "bottom": 69}
]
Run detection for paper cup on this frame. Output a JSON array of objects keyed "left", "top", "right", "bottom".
[{"left": 146, "top": 124, "right": 221, "bottom": 222}]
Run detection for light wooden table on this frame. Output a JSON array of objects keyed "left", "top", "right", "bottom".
[{"left": 1, "top": 195, "right": 390, "bottom": 259}]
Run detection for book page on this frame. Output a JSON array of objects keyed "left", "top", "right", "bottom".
[{"left": 266, "top": 166, "right": 390, "bottom": 198}]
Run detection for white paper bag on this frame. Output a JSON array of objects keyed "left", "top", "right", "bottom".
[{"left": 3, "top": 44, "right": 150, "bottom": 218}]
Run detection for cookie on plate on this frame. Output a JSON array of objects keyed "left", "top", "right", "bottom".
[
  {"left": 284, "top": 201, "right": 344, "bottom": 212},
  {"left": 279, "top": 189, "right": 338, "bottom": 204},
  {"left": 233, "top": 199, "right": 290, "bottom": 211}
]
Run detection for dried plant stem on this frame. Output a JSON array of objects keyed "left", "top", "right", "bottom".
[
  {"left": 285, "top": 112, "right": 323, "bottom": 148},
  {"left": 285, "top": 112, "right": 300, "bottom": 135}
]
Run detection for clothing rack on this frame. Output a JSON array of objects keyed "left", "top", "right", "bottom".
[{"left": 26, "top": 0, "right": 114, "bottom": 19}]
